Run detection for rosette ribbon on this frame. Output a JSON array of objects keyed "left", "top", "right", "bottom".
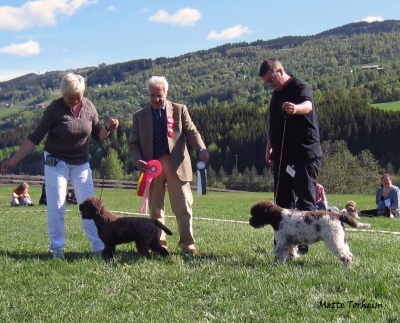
[
  {"left": 196, "top": 161, "right": 207, "bottom": 195},
  {"left": 138, "top": 160, "right": 162, "bottom": 214},
  {"left": 167, "top": 117, "right": 174, "bottom": 138},
  {"left": 136, "top": 172, "right": 147, "bottom": 196}
]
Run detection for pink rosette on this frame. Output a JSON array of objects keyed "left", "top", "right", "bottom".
[{"left": 139, "top": 160, "right": 162, "bottom": 214}]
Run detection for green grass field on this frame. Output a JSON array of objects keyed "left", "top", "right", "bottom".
[
  {"left": 0, "top": 92, "right": 60, "bottom": 117},
  {"left": 0, "top": 187, "right": 399, "bottom": 322},
  {"left": 372, "top": 100, "right": 400, "bottom": 111}
]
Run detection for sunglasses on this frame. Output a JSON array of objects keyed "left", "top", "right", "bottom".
[{"left": 264, "top": 72, "right": 278, "bottom": 84}]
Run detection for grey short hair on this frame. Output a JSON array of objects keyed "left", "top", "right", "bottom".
[
  {"left": 146, "top": 76, "right": 169, "bottom": 93},
  {"left": 60, "top": 73, "right": 85, "bottom": 95}
]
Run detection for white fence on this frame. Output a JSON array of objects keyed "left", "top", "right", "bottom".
[{"left": 0, "top": 174, "right": 137, "bottom": 189}]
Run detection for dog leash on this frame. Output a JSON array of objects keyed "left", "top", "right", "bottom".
[
  {"left": 274, "top": 113, "right": 289, "bottom": 204},
  {"left": 99, "top": 176, "right": 105, "bottom": 200}
]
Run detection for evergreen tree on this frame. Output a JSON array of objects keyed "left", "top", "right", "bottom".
[{"left": 98, "top": 148, "right": 125, "bottom": 180}]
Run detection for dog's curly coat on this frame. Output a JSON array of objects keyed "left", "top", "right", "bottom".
[
  {"left": 79, "top": 196, "right": 172, "bottom": 260},
  {"left": 340, "top": 200, "right": 360, "bottom": 219},
  {"left": 249, "top": 200, "right": 370, "bottom": 267}
]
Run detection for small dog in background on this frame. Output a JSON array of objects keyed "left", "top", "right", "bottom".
[
  {"left": 38, "top": 185, "right": 77, "bottom": 205},
  {"left": 79, "top": 196, "right": 172, "bottom": 260},
  {"left": 341, "top": 200, "right": 360, "bottom": 219},
  {"left": 66, "top": 188, "right": 77, "bottom": 204}
]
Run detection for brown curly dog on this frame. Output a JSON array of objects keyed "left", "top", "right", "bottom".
[
  {"left": 79, "top": 196, "right": 172, "bottom": 260},
  {"left": 341, "top": 200, "right": 360, "bottom": 219}
]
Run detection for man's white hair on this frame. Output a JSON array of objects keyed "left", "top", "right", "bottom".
[{"left": 147, "top": 76, "right": 169, "bottom": 93}]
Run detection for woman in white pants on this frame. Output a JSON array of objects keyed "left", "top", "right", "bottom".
[{"left": 1, "top": 73, "right": 119, "bottom": 259}]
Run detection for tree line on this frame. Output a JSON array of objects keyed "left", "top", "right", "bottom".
[{"left": 0, "top": 93, "right": 399, "bottom": 194}]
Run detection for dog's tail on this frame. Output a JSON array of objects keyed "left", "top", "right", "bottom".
[
  {"left": 155, "top": 221, "right": 173, "bottom": 235},
  {"left": 339, "top": 214, "right": 370, "bottom": 229}
]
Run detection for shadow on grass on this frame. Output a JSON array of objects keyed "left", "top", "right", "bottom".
[
  {"left": 0, "top": 247, "right": 335, "bottom": 268},
  {"left": 0, "top": 249, "right": 146, "bottom": 263},
  {"left": 0, "top": 249, "right": 199, "bottom": 264},
  {"left": 245, "top": 245, "right": 344, "bottom": 268}
]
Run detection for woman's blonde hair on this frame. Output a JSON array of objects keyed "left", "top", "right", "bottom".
[{"left": 60, "top": 73, "right": 85, "bottom": 95}]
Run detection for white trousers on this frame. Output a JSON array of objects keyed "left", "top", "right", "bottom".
[{"left": 44, "top": 152, "right": 104, "bottom": 253}]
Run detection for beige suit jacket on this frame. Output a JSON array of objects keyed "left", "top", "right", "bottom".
[{"left": 129, "top": 101, "right": 205, "bottom": 182}]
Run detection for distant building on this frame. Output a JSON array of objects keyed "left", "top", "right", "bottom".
[
  {"left": 0, "top": 101, "right": 13, "bottom": 108},
  {"left": 362, "top": 65, "right": 384, "bottom": 72},
  {"left": 33, "top": 103, "right": 46, "bottom": 109}
]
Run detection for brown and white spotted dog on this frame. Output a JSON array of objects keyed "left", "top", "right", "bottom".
[{"left": 249, "top": 200, "right": 370, "bottom": 267}]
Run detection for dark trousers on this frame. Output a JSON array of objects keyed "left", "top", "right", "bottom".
[
  {"left": 272, "top": 157, "right": 321, "bottom": 255},
  {"left": 359, "top": 208, "right": 390, "bottom": 217},
  {"left": 274, "top": 157, "right": 321, "bottom": 211}
]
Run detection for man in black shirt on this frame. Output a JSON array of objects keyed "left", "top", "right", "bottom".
[{"left": 260, "top": 58, "right": 322, "bottom": 253}]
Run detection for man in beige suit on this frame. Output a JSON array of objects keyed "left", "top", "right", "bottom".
[{"left": 129, "top": 76, "right": 209, "bottom": 255}]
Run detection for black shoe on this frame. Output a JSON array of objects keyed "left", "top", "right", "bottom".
[{"left": 297, "top": 245, "right": 309, "bottom": 255}]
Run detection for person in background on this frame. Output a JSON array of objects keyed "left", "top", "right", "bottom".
[
  {"left": 259, "top": 58, "right": 322, "bottom": 254},
  {"left": 359, "top": 174, "right": 400, "bottom": 218},
  {"left": 129, "top": 76, "right": 209, "bottom": 255},
  {"left": 315, "top": 182, "right": 328, "bottom": 211},
  {"left": 11, "top": 181, "right": 34, "bottom": 206},
  {"left": 1, "top": 73, "right": 119, "bottom": 259}
]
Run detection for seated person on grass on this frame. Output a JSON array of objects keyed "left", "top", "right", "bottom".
[
  {"left": 11, "top": 182, "right": 34, "bottom": 206},
  {"left": 359, "top": 174, "right": 400, "bottom": 218}
]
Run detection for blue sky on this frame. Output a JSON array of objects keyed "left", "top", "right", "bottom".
[{"left": 0, "top": 0, "right": 399, "bottom": 81}]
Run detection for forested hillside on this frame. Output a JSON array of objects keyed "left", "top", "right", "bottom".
[{"left": 0, "top": 20, "right": 400, "bottom": 193}]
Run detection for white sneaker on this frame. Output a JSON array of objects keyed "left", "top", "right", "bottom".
[{"left": 53, "top": 250, "right": 64, "bottom": 260}]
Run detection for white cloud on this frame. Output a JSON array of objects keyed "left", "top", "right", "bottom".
[
  {"left": 0, "top": 40, "right": 40, "bottom": 56},
  {"left": 207, "top": 24, "right": 251, "bottom": 41},
  {"left": 148, "top": 8, "right": 201, "bottom": 26},
  {"left": 0, "top": 0, "right": 97, "bottom": 31},
  {"left": 362, "top": 16, "right": 384, "bottom": 23},
  {"left": 107, "top": 6, "right": 118, "bottom": 12},
  {"left": 141, "top": 7, "right": 151, "bottom": 13}
]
